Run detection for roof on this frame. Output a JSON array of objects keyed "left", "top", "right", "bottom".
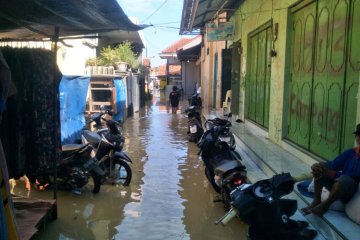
[
  {"left": 161, "top": 38, "right": 193, "bottom": 54},
  {"left": 177, "top": 36, "right": 202, "bottom": 61},
  {"left": 151, "top": 65, "right": 181, "bottom": 77},
  {"left": 179, "top": 0, "right": 244, "bottom": 34},
  {"left": 0, "top": 0, "right": 144, "bottom": 40}
]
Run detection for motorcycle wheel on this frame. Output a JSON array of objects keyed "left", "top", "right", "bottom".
[
  {"left": 102, "top": 158, "right": 132, "bottom": 186},
  {"left": 205, "top": 167, "right": 221, "bottom": 193},
  {"left": 88, "top": 170, "right": 102, "bottom": 194}
]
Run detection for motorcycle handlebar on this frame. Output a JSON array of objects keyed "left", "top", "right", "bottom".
[{"left": 101, "top": 117, "right": 122, "bottom": 127}]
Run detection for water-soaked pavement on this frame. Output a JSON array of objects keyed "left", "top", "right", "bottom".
[{"left": 14, "top": 93, "right": 247, "bottom": 240}]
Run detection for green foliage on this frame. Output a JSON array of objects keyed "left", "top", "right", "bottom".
[
  {"left": 85, "top": 57, "right": 98, "bottom": 66},
  {"left": 86, "top": 41, "right": 139, "bottom": 68},
  {"left": 115, "top": 41, "right": 138, "bottom": 68}
]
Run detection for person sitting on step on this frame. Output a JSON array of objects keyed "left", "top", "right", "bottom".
[{"left": 301, "top": 123, "right": 360, "bottom": 217}]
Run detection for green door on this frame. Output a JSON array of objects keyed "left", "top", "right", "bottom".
[
  {"left": 310, "top": 0, "right": 350, "bottom": 159},
  {"left": 342, "top": 0, "right": 360, "bottom": 150},
  {"left": 287, "top": 0, "right": 359, "bottom": 160},
  {"left": 288, "top": 2, "right": 316, "bottom": 148},
  {"left": 246, "top": 24, "right": 272, "bottom": 128}
]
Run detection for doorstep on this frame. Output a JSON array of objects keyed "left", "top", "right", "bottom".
[{"left": 203, "top": 112, "right": 357, "bottom": 240}]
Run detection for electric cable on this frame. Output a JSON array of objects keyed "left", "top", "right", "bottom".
[{"left": 141, "top": 0, "right": 170, "bottom": 23}]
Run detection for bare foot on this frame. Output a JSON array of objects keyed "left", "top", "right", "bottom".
[
  {"left": 310, "top": 203, "right": 327, "bottom": 217},
  {"left": 301, "top": 200, "right": 321, "bottom": 215},
  {"left": 301, "top": 206, "right": 312, "bottom": 215}
]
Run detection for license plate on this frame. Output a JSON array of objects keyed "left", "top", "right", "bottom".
[{"left": 190, "top": 125, "right": 197, "bottom": 133}]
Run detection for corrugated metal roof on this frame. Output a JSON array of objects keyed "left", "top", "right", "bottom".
[
  {"left": 0, "top": 0, "right": 144, "bottom": 40},
  {"left": 180, "top": 0, "right": 243, "bottom": 34}
]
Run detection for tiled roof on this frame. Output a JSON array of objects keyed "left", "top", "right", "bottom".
[
  {"left": 161, "top": 38, "right": 193, "bottom": 54},
  {"left": 151, "top": 64, "right": 181, "bottom": 77}
]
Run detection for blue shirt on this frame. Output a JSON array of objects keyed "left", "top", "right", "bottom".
[{"left": 328, "top": 148, "right": 360, "bottom": 182}]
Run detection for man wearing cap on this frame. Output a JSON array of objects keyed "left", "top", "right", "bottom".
[{"left": 301, "top": 123, "right": 360, "bottom": 217}]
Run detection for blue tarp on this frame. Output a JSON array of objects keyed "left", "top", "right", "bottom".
[
  {"left": 113, "top": 78, "right": 126, "bottom": 121},
  {"left": 59, "top": 76, "right": 90, "bottom": 144}
]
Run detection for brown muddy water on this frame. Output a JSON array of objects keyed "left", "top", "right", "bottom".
[{"left": 13, "top": 94, "right": 247, "bottom": 240}]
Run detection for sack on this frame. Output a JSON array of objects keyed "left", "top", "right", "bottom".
[
  {"left": 321, "top": 187, "right": 345, "bottom": 211},
  {"left": 345, "top": 183, "right": 360, "bottom": 224}
]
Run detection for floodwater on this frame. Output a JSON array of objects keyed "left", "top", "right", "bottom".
[{"left": 14, "top": 92, "right": 247, "bottom": 240}]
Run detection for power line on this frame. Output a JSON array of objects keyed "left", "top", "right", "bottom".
[
  {"left": 141, "top": 0, "right": 170, "bottom": 23},
  {"left": 149, "top": 21, "right": 180, "bottom": 26}
]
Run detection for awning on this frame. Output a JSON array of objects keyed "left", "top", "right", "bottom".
[
  {"left": 177, "top": 36, "right": 201, "bottom": 61},
  {"left": 0, "top": 0, "right": 144, "bottom": 40},
  {"left": 180, "top": 0, "right": 243, "bottom": 34}
]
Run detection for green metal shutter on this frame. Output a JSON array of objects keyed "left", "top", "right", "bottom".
[
  {"left": 342, "top": 0, "right": 360, "bottom": 151},
  {"left": 287, "top": 0, "right": 358, "bottom": 160},
  {"left": 246, "top": 24, "right": 272, "bottom": 128},
  {"left": 310, "top": 0, "right": 350, "bottom": 159},
  {"left": 288, "top": 2, "right": 316, "bottom": 148}
]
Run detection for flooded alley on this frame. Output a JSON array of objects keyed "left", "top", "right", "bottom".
[{"left": 14, "top": 94, "right": 247, "bottom": 240}]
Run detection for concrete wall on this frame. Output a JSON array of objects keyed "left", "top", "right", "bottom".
[
  {"left": 181, "top": 61, "right": 199, "bottom": 98},
  {"left": 58, "top": 39, "right": 97, "bottom": 75},
  {"left": 200, "top": 23, "right": 226, "bottom": 109},
  {"left": 229, "top": 0, "right": 298, "bottom": 144}
]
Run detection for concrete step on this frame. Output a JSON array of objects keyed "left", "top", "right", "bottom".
[{"left": 202, "top": 113, "right": 348, "bottom": 240}]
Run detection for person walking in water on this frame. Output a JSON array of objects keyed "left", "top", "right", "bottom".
[{"left": 169, "top": 86, "right": 180, "bottom": 114}]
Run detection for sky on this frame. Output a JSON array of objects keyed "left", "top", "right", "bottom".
[{"left": 117, "top": 0, "right": 187, "bottom": 67}]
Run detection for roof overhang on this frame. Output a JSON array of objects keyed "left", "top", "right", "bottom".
[
  {"left": 159, "top": 53, "right": 177, "bottom": 59},
  {"left": 177, "top": 36, "right": 201, "bottom": 61},
  {"left": 179, "top": 0, "right": 244, "bottom": 35},
  {"left": 99, "top": 30, "right": 145, "bottom": 53},
  {"left": 0, "top": 0, "right": 145, "bottom": 40}
]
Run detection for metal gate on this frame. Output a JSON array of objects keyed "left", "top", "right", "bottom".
[
  {"left": 246, "top": 23, "right": 272, "bottom": 128},
  {"left": 288, "top": 0, "right": 359, "bottom": 159}
]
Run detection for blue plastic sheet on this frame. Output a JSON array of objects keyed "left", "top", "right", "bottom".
[
  {"left": 113, "top": 78, "right": 126, "bottom": 121},
  {"left": 59, "top": 76, "right": 90, "bottom": 144}
]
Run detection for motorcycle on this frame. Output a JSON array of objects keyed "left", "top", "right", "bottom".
[
  {"left": 29, "top": 144, "right": 104, "bottom": 194},
  {"left": 198, "top": 121, "right": 247, "bottom": 207},
  {"left": 185, "top": 106, "right": 204, "bottom": 143},
  {"left": 81, "top": 117, "right": 132, "bottom": 186},
  {"left": 86, "top": 107, "right": 123, "bottom": 137},
  {"left": 188, "top": 87, "right": 202, "bottom": 108},
  {"left": 204, "top": 114, "right": 235, "bottom": 149},
  {"left": 216, "top": 173, "right": 317, "bottom": 240}
]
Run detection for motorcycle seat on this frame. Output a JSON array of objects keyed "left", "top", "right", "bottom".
[
  {"left": 214, "top": 160, "right": 245, "bottom": 176},
  {"left": 82, "top": 130, "right": 102, "bottom": 144},
  {"left": 62, "top": 144, "right": 89, "bottom": 157}
]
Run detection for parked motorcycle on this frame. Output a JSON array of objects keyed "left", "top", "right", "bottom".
[
  {"left": 204, "top": 114, "right": 235, "bottom": 149},
  {"left": 198, "top": 121, "right": 247, "bottom": 207},
  {"left": 188, "top": 88, "right": 202, "bottom": 108},
  {"left": 185, "top": 106, "right": 204, "bottom": 143},
  {"left": 29, "top": 144, "right": 104, "bottom": 194},
  {"left": 86, "top": 107, "right": 123, "bottom": 137},
  {"left": 216, "top": 173, "right": 317, "bottom": 240},
  {"left": 81, "top": 117, "right": 132, "bottom": 186}
]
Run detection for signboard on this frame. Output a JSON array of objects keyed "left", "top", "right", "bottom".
[{"left": 206, "top": 22, "right": 234, "bottom": 42}]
